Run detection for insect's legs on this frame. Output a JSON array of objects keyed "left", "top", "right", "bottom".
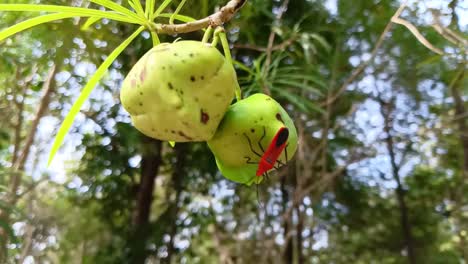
[
  {"left": 274, "top": 143, "right": 290, "bottom": 168},
  {"left": 258, "top": 126, "right": 266, "bottom": 153},
  {"left": 243, "top": 133, "right": 262, "bottom": 158},
  {"left": 264, "top": 171, "right": 270, "bottom": 181},
  {"left": 244, "top": 156, "right": 259, "bottom": 165},
  {"left": 256, "top": 178, "right": 265, "bottom": 210}
]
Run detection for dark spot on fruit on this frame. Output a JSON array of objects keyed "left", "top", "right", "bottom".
[
  {"left": 234, "top": 132, "right": 238, "bottom": 136},
  {"left": 171, "top": 130, "right": 176, "bottom": 134},
  {"left": 178, "top": 131, "right": 193, "bottom": 140},
  {"left": 201, "top": 76, "right": 205, "bottom": 80},
  {"left": 260, "top": 117, "right": 264, "bottom": 121},
  {"left": 200, "top": 109, "right": 209, "bottom": 124},
  {"left": 139, "top": 102, "right": 143, "bottom": 106},
  {"left": 180, "top": 90, "right": 184, "bottom": 95},
  {"left": 168, "top": 82, "right": 173, "bottom": 90},
  {"left": 251, "top": 128, "right": 255, "bottom": 133},
  {"left": 254, "top": 120, "right": 258, "bottom": 123},
  {"left": 162, "top": 66, "right": 166, "bottom": 70},
  {"left": 140, "top": 67, "right": 146, "bottom": 82},
  {"left": 215, "top": 93, "right": 222, "bottom": 97},
  {"left": 194, "top": 97, "right": 199, "bottom": 102},
  {"left": 139, "top": 92, "right": 143, "bottom": 95},
  {"left": 169, "top": 65, "right": 173, "bottom": 69},
  {"left": 174, "top": 53, "right": 178, "bottom": 56},
  {"left": 190, "top": 76, "right": 196, "bottom": 82},
  {"left": 266, "top": 98, "right": 271, "bottom": 101},
  {"left": 276, "top": 113, "right": 284, "bottom": 123},
  {"left": 189, "top": 53, "right": 194, "bottom": 57},
  {"left": 182, "top": 121, "right": 189, "bottom": 127},
  {"left": 182, "top": 59, "right": 186, "bottom": 63},
  {"left": 151, "top": 128, "right": 155, "bottom": 131}
]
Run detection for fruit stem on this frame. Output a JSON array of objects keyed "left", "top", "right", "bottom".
[
  {"left": 202, "top": 26, "right": 213, "bottom": 43},
  {"left": 216, "top": 27, "right": 242, "bottom": 101}
]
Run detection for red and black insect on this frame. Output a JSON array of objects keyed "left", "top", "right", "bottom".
[{"left": 243, "top": 126, "right": 289, "bottom": 182}]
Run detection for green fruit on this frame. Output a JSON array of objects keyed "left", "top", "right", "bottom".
[
  {"left": 207, "top": 93, "right": 298, "bottom": 185},
  {"left": 120, "top": 41, "right": 237, "bottom": 142}
]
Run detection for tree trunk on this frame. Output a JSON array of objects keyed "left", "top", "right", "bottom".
[
  {"left": 165, "top": 143, "right": 188, "bottom": 263},
  {"left": 295, "top": 203, "right": 304, "bottom": 264},
  {"left": 281, "top": 176, "right": 293, "bottom": 263},
  {"left": 129, "top": 135, "right": 162, "bottom": 264},
  {"left": 0, "top": 64, "right": 57, "bottom": 262},
  {"left": 380, "top": 100, "right": 417, "bottom": 264},
  {"left": 449, "top": 66, "right": 468, "bottom": 263},
  {"left": 450, "top": 67, "right": 468, "bottom": 178}
]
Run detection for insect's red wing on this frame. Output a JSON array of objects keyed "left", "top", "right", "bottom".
[{"left": 256, "top": 127, "right": 289, "bottom": 176}]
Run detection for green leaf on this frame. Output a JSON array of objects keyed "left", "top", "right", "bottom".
[
  {"left": 276, "top": 73, "right": 328, "bottom": 90},
  {"left": 150, "top": 31, "right": 160, "bottom": 46},
  {"left": 81, "top": 16, "right": 101, "bottom": 31},
  {"left": 152, "top": 0, "right": 173, "bottom": 19},
  {"left": 128, "top": 0, "right": 145, "bottom": 18},
  {"left": 274, "top": 88, "right": 324, "bottom": 114},
  {"left": 145, "top": 0, "right": 156, "bottom": 18},
  {"left": 273, "top": 79, "right": 323, "bottom": 96},
  {"left": 0, "top": 4, "right": 137, "bottom": 24},
  {"left": 47, "top": 26, "right": 145, "bottom": 165},
  {"left": 0, "top": 220, "right": 18, "bottom": 244},
  {"left": 90, "top": 0, "right": 144, "bottom": 23},
  {"left": 157, "top": 13, "right": 197, "bottom": 23},
  {"left": 308, "top": 33, "right": 331, "bottom": 53},
  {"left": 0, "top": 13, "right": 75, "bottom": 42},
  {"left": 233, "top": 60, "right": 255, "bottom": 75}
]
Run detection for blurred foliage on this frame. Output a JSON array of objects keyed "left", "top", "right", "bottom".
[{"left": 0, "top": 0, "right": 467, "bottom": 263}]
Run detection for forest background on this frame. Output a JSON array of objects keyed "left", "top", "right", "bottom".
[{"left": 0, "top": 0, "right": 467, "bottom": 263}]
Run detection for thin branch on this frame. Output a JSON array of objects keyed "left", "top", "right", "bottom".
[
  {"left": 10, "top": 65, "right": 57, "bottom": 198},
  {"left": 263, "top": 0, "right": 290, "bottom": 95},
  {"left": 149, "top": 0, "right": 246, "bottom": 34},
  {"left": 265, "top": 0, "right": 290, "bottom": 67},
  {"left": 233, "top": 36, "right": 298, "bottom": 52},
  {"left": 322, "top": 1, "right": 408, "bottom": 106},
  {"left": 391, "top": 17, "right": 444, "bottom": 55}
]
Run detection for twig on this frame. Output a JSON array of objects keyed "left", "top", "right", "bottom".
[
  {"left": 430, "top": 9, "right": 468, "bottom": 51},
  {"left": 10, "top": 65, "right": 57, "bottom": 199},
  {"left": 265, "top": 0, "right": 290, "bottom": 67},
  {"left": 233, "top": 36, "right": 298, "bottom": 52},
  {"left": 263, "top": 0, "right": 290, "bottom": 95},
  {"left": 322, "top": 1, "right": 408, "bottom": 106},
  {"left": 391, "top": 17, "right": 444, "bottom": 55},
  {"left": 149, "top": 0, "right": 246, "bottom": 34}
]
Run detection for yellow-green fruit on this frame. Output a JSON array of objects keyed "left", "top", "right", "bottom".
[
  {"left": 120, "top": 41, "right": 236, "bottom": 141},
  {"left": 207, "top": 93, "right": 298, "bottom": 185}
]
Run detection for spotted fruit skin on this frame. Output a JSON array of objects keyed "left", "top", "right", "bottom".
[
  {"left": 207, "top": 93, "right": 298, "bottom": 185},
  {"left": 120, "top": 41, "right": 236, "bottom": 142}
]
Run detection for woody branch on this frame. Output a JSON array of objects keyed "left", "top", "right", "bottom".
[{"left": 149, "top": 0, "right": 247, "bottom": 34}]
